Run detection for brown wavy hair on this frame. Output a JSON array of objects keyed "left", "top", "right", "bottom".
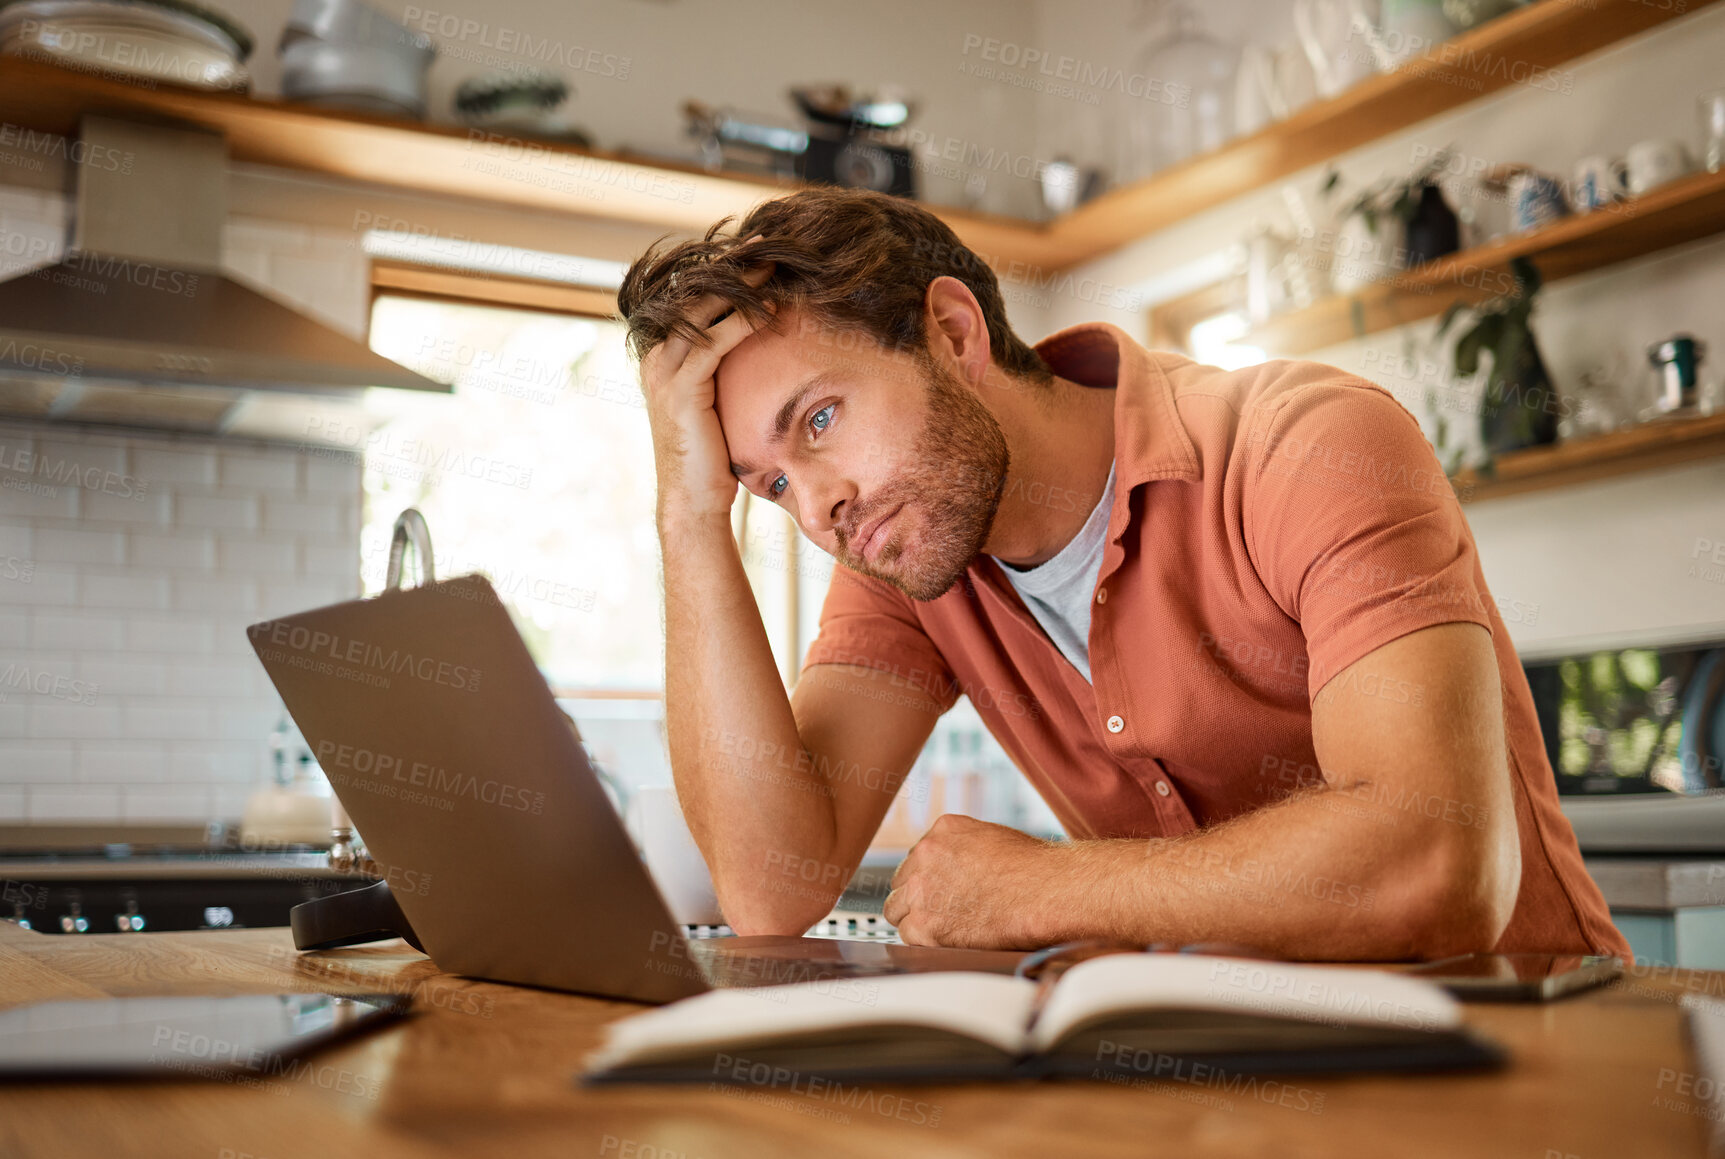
[{"left": 616, "top": 187, "right": 1051, "bottom": 384}]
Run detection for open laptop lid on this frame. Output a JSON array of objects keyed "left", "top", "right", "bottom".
[{"left": 247, "top": 574, "right": 708, "bottom": 1004}]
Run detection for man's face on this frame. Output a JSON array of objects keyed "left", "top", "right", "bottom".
[{"left": 714, "top": 308, "right": 1009, "bottom": 601}]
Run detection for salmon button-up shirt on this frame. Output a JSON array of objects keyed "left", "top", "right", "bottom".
[{"left": 803, "top": 321, "right": 1627, "bottom": 958}]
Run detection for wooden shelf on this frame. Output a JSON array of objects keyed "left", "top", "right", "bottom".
[
  {"left": 1048, "top": 0, "right": 1718, "bottom": 266},
  {"left": 0, "top": 0, "right": 1713, "bottom": 272},
  {"left": 1247, "top": 167, "right": 1725, "bottom": 355},
  {"left": 0, "top": 55, "right": 1074, "bottom": 271},
  {"left": 1453, "top": 410, "right": 1725, "bottom": 503}
]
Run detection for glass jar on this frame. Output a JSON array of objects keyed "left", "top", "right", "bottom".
[
  {"left": 1701, "top": 89, "right": 1725, "bottom": 173},
  {"left": 1116, "top": 3, "right": 1239, "bottom": 183}
]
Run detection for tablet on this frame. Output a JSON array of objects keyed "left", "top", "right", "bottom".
[
  {"left": 0, "top": 993, "right": 409, "bottom": 1080},
  {"left": 1400, "top": 953, "right": 1623, "bottom": 1001}
]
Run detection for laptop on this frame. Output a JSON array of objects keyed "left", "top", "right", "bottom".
[{"left": 248, "top": 573, "right": 1023, "bottom": 1003}]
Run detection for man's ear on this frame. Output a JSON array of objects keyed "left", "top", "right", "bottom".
[{"left": 924, "top": 276, "right": 991, "bottom": 386}]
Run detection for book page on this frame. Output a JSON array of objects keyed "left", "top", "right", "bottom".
[
  {"left": 1030, "top": 955, "right": 1462, "bottom": 1054},
  {"left": 589, "top": 972, "right": 1038, "bottom": 1072}
]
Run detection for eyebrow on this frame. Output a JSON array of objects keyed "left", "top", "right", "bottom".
[{"left": 730, "top": 370, "right": 842, "bottom": 478}]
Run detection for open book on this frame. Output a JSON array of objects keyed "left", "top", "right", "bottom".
[{"left": 583, "top": 954, "right": 1504, "bottom": 1085}]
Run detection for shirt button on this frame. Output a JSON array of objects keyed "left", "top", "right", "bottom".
[
  {"left": 1095, "top": 588, "right": 1108, "bottom": 605},
  {"left": 1155, "top": 781, "right": 1171, "bottom": 797},
  {"left": 1106, "top": 715, "right": 1124, "bottom": 733}
]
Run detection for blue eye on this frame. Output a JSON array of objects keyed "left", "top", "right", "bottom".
[
  {"left": 811, "top": 404, "right": 834, "bottom": 432},
  {"left": 769, "top": 475, "right": 788, "bottom": 497}
]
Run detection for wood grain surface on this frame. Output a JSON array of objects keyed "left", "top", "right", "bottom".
[{"left": 0, "top": 919, "right": 1714, "bottom": 1159}]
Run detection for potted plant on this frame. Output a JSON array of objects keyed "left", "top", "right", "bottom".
[
  {"left": 1321, "top": 151, "right": 1461, "bottom": 290},
  {"left": 1435, "top": 256, "right": 1559, "bottom": 458}
]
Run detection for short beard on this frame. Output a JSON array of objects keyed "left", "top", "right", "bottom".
[{"left": 837, "top": 356, "right": 1009, "bottom": 601}]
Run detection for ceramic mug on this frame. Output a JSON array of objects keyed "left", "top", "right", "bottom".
[
  {"left": 1349, "top": 0, "right": 1458, "bottom": 70},
  {"left": 626, "top": 785, "right": 724, "bottom": 926},
  {"left": 1507, "top": 170, "right": 1570, "bottom": 232},
  {"left": 1571, "top": 154, "right": 1629, "bottom": 211},
  {"left": 1626, "top": 138, "right": 1694, "bottom": 195}
]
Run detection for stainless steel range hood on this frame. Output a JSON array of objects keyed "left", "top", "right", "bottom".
[{"left": 0, "top": 116, "right": 446, "bottom": 438}]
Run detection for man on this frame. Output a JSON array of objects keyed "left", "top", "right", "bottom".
[{"left": 619, "top": 186, "right": 1628, "bottom": 960}]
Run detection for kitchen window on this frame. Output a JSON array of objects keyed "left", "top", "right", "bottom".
[{"left": 360, "top": 289, "right": 822, "bottom": 695}]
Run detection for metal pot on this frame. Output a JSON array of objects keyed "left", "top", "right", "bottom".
[{"left": 277, "top": 0, "right": 434, "bottom": 119}]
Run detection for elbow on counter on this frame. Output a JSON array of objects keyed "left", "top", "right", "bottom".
[
  {"left": 710, "top": 875, "right": 841, "bottom": 938},
  {"left": 1396, "top": 817, "right": 1524, "bottom": 961}
]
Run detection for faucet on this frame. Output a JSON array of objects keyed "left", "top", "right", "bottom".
[
  {"left": 385, "top": 507, "right": 435, "bottom": 591},
  {"left": 331, "top": 508, "right": 436, "bottom": 873}
]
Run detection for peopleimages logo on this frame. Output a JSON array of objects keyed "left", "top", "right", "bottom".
[
  {"left": 315, "top": 740, "right": 546, "bottom": 815},
  {"left": 0, "top": 663, "right": 98, "bottom": 706},
  {"left": 247, "top": 620, "right": 482, "bottom": 692}
]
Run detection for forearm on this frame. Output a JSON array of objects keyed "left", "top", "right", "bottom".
[
  {"left": 1032, "top": 783, "right": 1513, "bottom": 960},
  {"left": 659, "top": 509, "right": 837, "bottom": 930}
]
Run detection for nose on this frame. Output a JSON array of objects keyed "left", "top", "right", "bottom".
[{"left": 793, "top": 466, "right": 855, "bottom": 541}]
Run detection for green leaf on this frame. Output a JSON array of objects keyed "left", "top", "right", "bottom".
[{"left": 1454, "top": 314, "right": 1502, "bottom": 378}]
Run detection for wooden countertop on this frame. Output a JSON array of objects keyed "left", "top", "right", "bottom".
[{"left": 0, "top": 919, "right": 1717, "bottom": 1158}]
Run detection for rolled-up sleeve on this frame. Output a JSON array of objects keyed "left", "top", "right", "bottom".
[
  {"left": 801, "top": 566, "right": 962, "bottom": 714},
  {"left": 1241, "top": 380, "right": 1496, "bottom": 698}
]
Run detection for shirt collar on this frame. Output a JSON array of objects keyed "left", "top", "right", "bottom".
[{"left": 1032, "top": 321, "right": 1201, "bottom": 494}]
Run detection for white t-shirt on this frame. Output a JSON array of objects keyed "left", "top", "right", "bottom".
[{"left": 993, "top": 462, "right": 1116, "bottom": 683}]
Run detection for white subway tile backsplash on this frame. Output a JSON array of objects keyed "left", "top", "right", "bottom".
[
  {"left": 3, "top": 421, "right": 356, "bottom": 825},
  {"left": 171, "top": 740, "right": 265, "bottom": 784},
  {"left": 28, "top": 702, "right": 122, "bottom": 739},
  {"left": 172, "top": 576, "right": 258, "bottom": 613},
  {"left": 83, "top": 490, "right": 171, "bottom": 526},
  {"left": 0, "top": 521, "right": 30, "bottom": 557},
  {"left": 127, "top": 616, "right": 215, "bottom": 654},
  {"left": 168, "top": 659, "right": 260, "bottom": 698},
  {"left": 212, "top": 705, "right": 280, "bottom": 742},
  {"left": 122, "top": 700, "right": 216, "bottom": 740},
  {"left": 131, "top": 531, "right": 216, "bottom": 570},
  {"left": 29, "top": 787, "right": 122, "bottom": 821},
  {"left": 80, "top": 572, "right": 170, "bottom": 611},
  {"left": 36, "top": 438, "right": 126, "bottom": 475},
  {"left": 262, "top": 498, "right": 339, "bottom": 535},
  {"left": 217, "top": 536, "right": 296, "bottom": 574},
  {"left": 300, "top": 544, "right": 358, "bottom": 580},
  {"left": 122, "top": 786, "right": 212, "bottom": 822},
  {"left": 3, "top": 566, "right": 77, "bottom": 606},
  {"left": 219, "top": 453, "right": 298, "bottom": 492},
  {"left": 77, "top": 743, "right": 168, "bottom": 783},
  {"left": 175, "top": 494, "right": 259, "bottom": 531},
  {"left": 75, "top": 658, "right": 168, "bottom": 696},
  {"left": 131, "top": 446, "right": 217, "bottom": 487},
  {"left": 29, "top": 610, "right": 124, "bottom": 650},
  {"left": 258, "top": 581, "right": 349, "bottom": 618},
  {"left": 0, "top": 480, "right": 78, "bottom": 519},
  {"left": 303, "top": 453, "right": 360, "bottom": 495},
  {"left": 34, "top": 527, "right": 124, "bottom": 565},
  {"left": 0, "top": 743, "right": 75, "bottom": 782}
]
